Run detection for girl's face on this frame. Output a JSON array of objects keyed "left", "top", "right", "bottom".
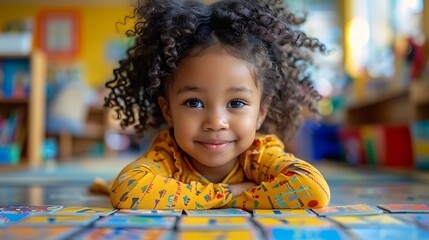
[{"left": 158, "top": 44, "right": 267, "bottom": 180}]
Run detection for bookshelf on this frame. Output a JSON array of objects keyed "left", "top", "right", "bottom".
[
  {"left": 342, "top": 81, "right": 429, "bottom": 169},
  {"left": 345, "top": 82, "right": 429, "bottom": 127},
  {"left": 0, "top": 51, "right": 47, "bottom": 169}
]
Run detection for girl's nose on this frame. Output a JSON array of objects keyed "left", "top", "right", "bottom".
[{"left": 202, "top": 109, "right": 229, "bottom": 132}]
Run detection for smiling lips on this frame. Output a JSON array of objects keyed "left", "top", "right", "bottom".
[{"left": 197, "top": 140, "right": 234, "bottom": 151}]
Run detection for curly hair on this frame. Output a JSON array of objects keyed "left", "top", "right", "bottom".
[{"left": 105, "top": 0, "right": 326, "bottom": 142}]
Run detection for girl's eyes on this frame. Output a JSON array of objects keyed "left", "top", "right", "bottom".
[
  {"left": 183, "top": 98, "right": 204, "bottom": 108},
  {"left": 183, "top": 98, "right": 247, "bottom": 109},
  {"left": 227, "top": 99, "right": 247, "bottom": 108}
]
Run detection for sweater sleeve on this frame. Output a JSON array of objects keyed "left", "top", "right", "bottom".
[
  {"left": 225, "top": 136, "right": 330, "bottom": 210},
  {"left": 110, "top": 157, "right": 233, "bottom": 210}
]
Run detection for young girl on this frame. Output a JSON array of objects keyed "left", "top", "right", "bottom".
[{"left": 105, "top": 0, "right": 330, "bottom": 210}]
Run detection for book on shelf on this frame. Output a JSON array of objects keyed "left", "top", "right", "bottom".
[
  {"left": 0, "top": 109, "right": 26, "bottom": 164},
  {"left": 0, "top": 58, "right": 30, "bottom": 99},
  {"left": 0, "top": 109, "right": 25, "bottom": 144}
]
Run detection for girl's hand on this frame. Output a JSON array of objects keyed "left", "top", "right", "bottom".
[{"left": 229, "top": 181, "right": 257, "bottom": 197}]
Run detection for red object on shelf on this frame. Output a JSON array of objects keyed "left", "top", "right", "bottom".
[
  {"left": 407, "top": 37, "right": 425, "bottom": 80},
  {"left": 380, "top": 125, "right": 414, "bottom": 168},
  {"left": 340, "top": 125, "right": 414, "bottom": 168}
]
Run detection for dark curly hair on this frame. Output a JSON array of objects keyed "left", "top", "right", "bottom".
[{"left": 105, "top": 0, "right": 326, "bottom": 142}]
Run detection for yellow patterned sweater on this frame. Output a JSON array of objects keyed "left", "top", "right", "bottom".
[{"left": 110, "top": 128, "right": 330, "bottom": 210}]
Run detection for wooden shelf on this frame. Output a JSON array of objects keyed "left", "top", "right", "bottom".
[
  {"left": 0, "top": 51, "right": 46, "bottom": 169},
  {"left": 347, "top": 87, "right": 408, "bottom": 110},
  {"left": 0, "top": 162, "right": 28, "bottom": 172},
  {"left": 0, "top": 53, "right": 31, "bottom": 59},
  {"left": 410, "top": 81, "right": 429, "bottom": 105},
  {"left": 410, "top": 81, "right": 429, "bottom": 121},
  {"left": 345, "top": 81, "right": 429, "bottom": 127},
  {"left": 0, "top": 98, "right": 29, "bottom": 104}
]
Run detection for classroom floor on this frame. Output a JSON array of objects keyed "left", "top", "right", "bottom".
[{"left": 1, "top": 155, "right": 428, "bottom": 239}]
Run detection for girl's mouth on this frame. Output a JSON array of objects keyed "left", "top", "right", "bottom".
[{"left": 197, "top": 141, "right": 233, "bottom": 151}]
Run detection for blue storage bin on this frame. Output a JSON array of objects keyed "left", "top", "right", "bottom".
[{"left": 0, "top": 144, "right": 20, "bottom": 165}]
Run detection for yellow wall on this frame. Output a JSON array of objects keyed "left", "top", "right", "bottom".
[{"left": 0, "top": 3, "right": 132, "bottom": 88}]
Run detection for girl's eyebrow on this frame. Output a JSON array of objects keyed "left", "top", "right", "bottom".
[
  {"left": 176, "top": 86, "right": 204, "bottom": 95},
  {"left": 228, "top": 87, "right": 254, "bottom": 96},
  {"left": 176, "top": 86, "right": 253, "bottom": 95}
]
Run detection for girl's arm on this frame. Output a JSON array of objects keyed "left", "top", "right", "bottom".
[
  {"left": 225, "top": 140, "right": 330, "bottom": 210},
  {"left": 229, "top": 182, "right": 257, "bottom": 197},
  {"left": 110, "top": 162, "right": 233, "bottom": 209}
]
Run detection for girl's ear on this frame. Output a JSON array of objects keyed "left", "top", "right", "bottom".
[{"left": 158, "top": 96, "right": 173, "bottom": 126}]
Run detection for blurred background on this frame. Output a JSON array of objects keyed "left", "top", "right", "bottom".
[{"left": 0, "top": 0, "right": 428, "bottom": 173}]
